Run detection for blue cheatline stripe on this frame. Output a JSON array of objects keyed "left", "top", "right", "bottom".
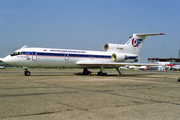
[
  {"left": 22, "top": 51, "right": 137, "bottom": 60},
  {"left": 22, "top": 51, "right": 112, "bottom": 59}
]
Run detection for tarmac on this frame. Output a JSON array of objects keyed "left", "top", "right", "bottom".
[{"left": 0, "top": 68, "right": 180, "bottom": 120}]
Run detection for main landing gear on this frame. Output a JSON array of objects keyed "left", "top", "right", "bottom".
[
  {"left": 82, "top": 67, "right": 123, "bottom": 76},
  {"left": 82, "top": 68, "right": 92, "bottom": 75},
  {"left": 97, "top": 67, "right": 107, "bottom": 76},
  {"left": 97, "top": 71, "right": 107, "bottom": 76},
  {"left": 24, "top": 68, "right": 31, "bottom": 76},
  {"left": 82, "top": 68, "right": 108, "bottom": 76}
]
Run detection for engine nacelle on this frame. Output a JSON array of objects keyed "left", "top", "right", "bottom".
[
  {"left": 112, "top": 53, "right": 128, "bottom": 62},
  {"left": 104, "top": 43, "right": 124, "bottom": 52}
]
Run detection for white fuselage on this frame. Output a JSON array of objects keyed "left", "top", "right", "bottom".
[
  {"left": 2, "top": 33, "right": 165, "bottom": 76},
  {"left": 4, "top": 47, "right": 137, "bottom": 68}
]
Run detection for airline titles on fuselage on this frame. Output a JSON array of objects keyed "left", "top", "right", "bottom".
[{"left": 50, "top": 49, "right": 86, "bottom": 53}]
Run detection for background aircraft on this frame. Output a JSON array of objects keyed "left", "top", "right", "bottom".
[
  {"left": 129, "top": 65, "right": 148, "bottom": 70},
  {"left": 2, "top": 33, "right": 165, "bottom": 76},
  {"left": 165, "top": 64, "right": 180, "bottom": 71}
]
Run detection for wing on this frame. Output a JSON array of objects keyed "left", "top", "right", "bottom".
[{"left": 76, "top": 61, "right": 163, "bottom": 68}]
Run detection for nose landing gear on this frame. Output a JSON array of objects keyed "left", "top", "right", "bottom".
[{"left": 24, "top": 68, "right": 31, "bottom": 76}]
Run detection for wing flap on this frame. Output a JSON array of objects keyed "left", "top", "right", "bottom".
[{"left": 76, "top": 61, "right": 163, "bottom": 68}]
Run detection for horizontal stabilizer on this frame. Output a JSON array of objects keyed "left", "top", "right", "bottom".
[{"left": 135, "top": 33, "right": 165, "bottom": 36}]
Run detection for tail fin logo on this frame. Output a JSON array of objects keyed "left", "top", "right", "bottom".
[{"left": 132, "top": 38, "right": 138, "bottom": 47}]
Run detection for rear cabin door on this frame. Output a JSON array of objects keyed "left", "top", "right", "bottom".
[
  {"left": 65, "top": 52, "right": 69, "bottom": 61},
  {"left": 90, "top": 54, "right": 93, "bottom": 60}
]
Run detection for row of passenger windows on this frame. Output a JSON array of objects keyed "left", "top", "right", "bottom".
[
  {"left": 39, "top": 53, "right": 110, "bottom": 58},
  {"left": 11, "top": 52, "right": 111, "bottom": 58}
]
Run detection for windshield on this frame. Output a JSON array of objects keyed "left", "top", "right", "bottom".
[{"left": 11, "top": 51, "right": 22, "bottom": 56}]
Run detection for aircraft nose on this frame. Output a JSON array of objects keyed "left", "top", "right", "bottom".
[{"left": 3, "top": 55, "right": 12, "bottom": 64}]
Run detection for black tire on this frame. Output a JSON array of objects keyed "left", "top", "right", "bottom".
[
  {"left": 97, "top": 72, "right": 102, "bottom": 76},
  {"left": 24, "top": 71, "right": 31, "bottom": 76},
  {"left": 97, "top": 72, "right": 106, "bottom": 76},
  {"left": 103, "top": 73, "right": 107, "bottom": 76}
]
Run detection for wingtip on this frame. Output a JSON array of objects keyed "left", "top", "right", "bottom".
[{"left": 160, "top": 33, "right": 165, "bottom": 35}]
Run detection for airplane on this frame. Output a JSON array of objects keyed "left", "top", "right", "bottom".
[
  {"left": 172, "top": 65, "right": 180, "bottom": 71},
  {"left": 2, "top": 33, "right": 165, "bottom": 76},
  {"left": 129, "top": 65, "right": 148, "bottom": 70},
  {"left": 165, "top": 64, "right": 180, "bottom": 71}
]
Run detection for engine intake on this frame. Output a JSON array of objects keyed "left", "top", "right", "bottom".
[
  {"left": 112, "top": 53, "right": 128, "bottom": 62},
  {"left": 104, "top": 43, "right": 124, "bottom": 52}
]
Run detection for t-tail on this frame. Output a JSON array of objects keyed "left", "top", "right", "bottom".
[{"left": 104, "top": 33, "right": 165, "bottom": 55}]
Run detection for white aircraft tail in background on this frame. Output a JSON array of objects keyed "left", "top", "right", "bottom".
[{"left": 2, "top": 33, "right": 165, "bottom": 76}]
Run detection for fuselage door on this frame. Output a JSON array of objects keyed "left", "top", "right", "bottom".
[
  {"left": 65, "top": 52, "right": 69, "bottom": 61},
  {"left": 32, "top": 52, "right": 37, "bottom": 61},
  {"left": 90, "top": 54, "right": 93, "bottom": 60}
]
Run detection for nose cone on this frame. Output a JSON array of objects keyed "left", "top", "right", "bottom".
[{"left": 3, "top": 55, "right": 13, "bottom": 64}]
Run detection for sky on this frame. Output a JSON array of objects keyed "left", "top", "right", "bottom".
[{"left": 0, "top": 0, "right": 180, "bottom": 62}]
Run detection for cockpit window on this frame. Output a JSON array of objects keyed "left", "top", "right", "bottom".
[{"left": 11, "top": 52, "right": 22, "bottom": 56}]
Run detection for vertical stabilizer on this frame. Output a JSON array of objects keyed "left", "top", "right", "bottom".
[
  {"left": 104, "top": 33, "right": 164, "bottom": 55},
  {"left": 123, "top": 33, "right": 165, "bottom": 55}
]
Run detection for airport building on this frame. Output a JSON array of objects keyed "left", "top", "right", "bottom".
[
  {"left": 148, "top": 58, "right": 180, "bottom": 64},
  {"left": 148, "top": 58, "right": 180, "bottom": 70}
]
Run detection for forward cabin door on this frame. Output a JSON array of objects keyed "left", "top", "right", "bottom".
[
  {"left": 32, "top": 52, "right": 37, "bottom": 61},
  {"left": 90, "top": 54, "right": 93, "bottom": 60}
]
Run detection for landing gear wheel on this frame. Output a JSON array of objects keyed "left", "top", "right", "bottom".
[
  {"left": 178, "top": 77, "right": 180, "bottom": 82},
  {"left": 97, "top": 72, "right": 103, "bottom": 76},
  {"left": 83, "top": 68, "right": 91, "bottom": 75},
  {"left": 24, "top": 71, "right": 31, "bottom": 76},
  {"left": 103, "top": 73, "right": 107, "bottom": 76},
  {"left": 97, "top": 72, "right": 107, "bottom": 76}
]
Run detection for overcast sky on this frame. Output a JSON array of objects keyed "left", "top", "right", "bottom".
[{"left": 0, "top": 0, "right": 180, "bottom": 62}]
